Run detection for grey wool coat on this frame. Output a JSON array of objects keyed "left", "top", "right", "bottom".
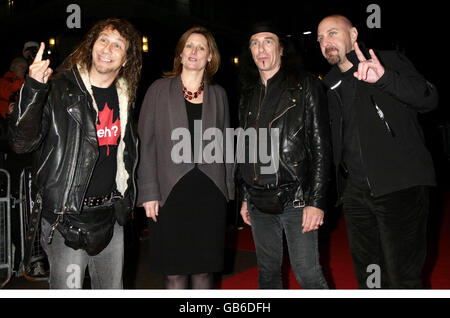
[{"left": 137, "top": 76, "right": 235, "bottom": 207}]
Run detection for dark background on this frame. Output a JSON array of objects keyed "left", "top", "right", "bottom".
[
  {"left": 1, "top": 0, "right": 448, "bottom": 181},
  {"left": 0, "top": 0, "right": 445, "bottom": 102}
]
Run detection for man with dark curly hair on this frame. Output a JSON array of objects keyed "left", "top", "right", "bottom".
[{"left": 9, "top": 18, "right": 142, "bottom": 289}]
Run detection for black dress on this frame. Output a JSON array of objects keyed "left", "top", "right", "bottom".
[{"left": 148, "top": 99, "right": 227, "bottom": 275}]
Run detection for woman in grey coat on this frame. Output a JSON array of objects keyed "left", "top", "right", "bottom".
[{"left": 137, "top": 26, "right": 234, "bottom": 289}]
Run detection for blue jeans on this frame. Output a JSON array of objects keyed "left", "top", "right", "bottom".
[
  {"left": 248, "top": 204, "right": 328, "bottom": 289},
  {"left": 41, "top": 218, "right": 124, "bottom": 289}
]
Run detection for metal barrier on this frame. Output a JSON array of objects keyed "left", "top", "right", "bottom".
[{"left": 0, "top": 169, "right": 12, "bottom": 288}]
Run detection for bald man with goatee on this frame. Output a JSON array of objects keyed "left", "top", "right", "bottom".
[{"left": 317, "top": 15, "right": 438, "bottom": 288}]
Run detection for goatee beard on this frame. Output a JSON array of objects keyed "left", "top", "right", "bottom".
[
  {"left": 325, "top": 47, "right": 340, "bottom": 65},
  {"left": 326, "top": 55, "right": 340, "bottom": 65}
]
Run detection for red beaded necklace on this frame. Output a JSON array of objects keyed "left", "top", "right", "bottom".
[{"left": 183, "top": 82, "right": 204, "bottom": 100}]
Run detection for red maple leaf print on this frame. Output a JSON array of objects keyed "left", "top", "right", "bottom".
[{"left": 96, "top": 102, "right": 121, "bottom": 156}]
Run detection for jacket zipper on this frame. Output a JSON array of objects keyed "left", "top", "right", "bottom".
[
  {"left": 79, "top": 149, "right": 99, "bottom": 210},
  {"left": 130, "top": 122, "right": 139, "bottom": 205},
  {"left": 332, "top": 89, "right": 373, "bottom": 194},
  {"left": 76, "top": 96, "right": 100, "bottom": 211},
  {"left": 15, "top": 85, "right": 25, "bottom": 126},
  {"left": 370, "top": 95, "right": 395, "bottom": 137},
  {"left": 35, "top": 147, "right": 54, "bottom": 179},
  {"left": 253, "top": 86, "right": 267, "bottom": 181},
  {"left": 269, "top": 103, "right": 296, "bottom": 127},
  {"left": 268, "top": 102, "right": 297, "bottom": 186},
  {"left": 62, "top": 123, "right": 80, "bottom": 207},
  {"left": 47, "top": 121, "right": 81, "bottom": 243},
  {"left": 70, "top": 67, "right": 95, "bottom": 211},
  {"left": 357, "top": 132, "right": 374, "bottom": 195}
]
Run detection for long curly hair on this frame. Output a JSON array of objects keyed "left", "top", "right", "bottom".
[{"left": 64, "top": 18, "right": 142, "bottom": 105}]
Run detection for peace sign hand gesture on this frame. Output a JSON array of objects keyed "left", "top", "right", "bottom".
[
  {"left": 353, "top": 42, "right": 385, "bottom": 83},
  {"left": 29, "top": 42, "right": 53, "bottom": 84}
]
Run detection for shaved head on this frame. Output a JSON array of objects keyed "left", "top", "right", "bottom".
[
  {"left": 319, "top": 14, "right": 354, "bottom": 31},
  {"left": 317, "top": 14, "right": 358, "bottom": 71}
]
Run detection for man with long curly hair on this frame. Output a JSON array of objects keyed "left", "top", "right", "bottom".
[{"left": 9, "top": 18, "right": 142, "bottom": 289}]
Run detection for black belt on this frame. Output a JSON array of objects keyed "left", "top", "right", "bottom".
[
  {"left": 246, "top": 182, "right": 295, "bottom": 190},
  {"left": 83, "top": 190, "right": 122, "bottom": 207}
]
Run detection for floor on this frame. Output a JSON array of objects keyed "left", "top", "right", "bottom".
[
  {"left": 2, "top": 189, "right": 450, "bottom": 290},
  {"left": 2, "top": 221, "right": 258, "bottom": 290}
]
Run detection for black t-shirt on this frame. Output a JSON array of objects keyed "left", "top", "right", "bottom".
[
  {"left": 185, "top": 99, "right": 202, "bottom": 161},
  {"left": 85, "top": 84, "right": 121, "bottom": 197},
  {"left": 241, "top": 70, "right": 283, "bottom": 187}
]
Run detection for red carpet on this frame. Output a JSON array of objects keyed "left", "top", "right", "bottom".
[
  {"left": 426, "top": 192, "right": 450, "bottom": 288},
  {"left": 221, "top": 193, "right": 450, "bottom": 289}
]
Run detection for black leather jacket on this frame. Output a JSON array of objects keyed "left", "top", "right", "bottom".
[
  {"left": 9, "top": 66, "right": 138, "bottom": 223},
  {"left": 238, "top": 70, "right": 331, "bottom": 211}
]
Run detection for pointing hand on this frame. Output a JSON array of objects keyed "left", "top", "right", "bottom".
[
  {"left": 28, "top": 42, "right": 52, "bottom": 83},
  {"left": 353, "top": 42, "right": 385, "bottom": 83}
]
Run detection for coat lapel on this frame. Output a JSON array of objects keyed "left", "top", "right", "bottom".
[
  {"left": 201, "top": 80, "right": 217, "bottom": 132},
  {"left": 167, "top": 76, "right": 218, "bottom": 151},
  {"left": 69, "top": 67, "right": 98, "bottom": 146},
  {"left": 168, "top": 76, "right": 189, "bottom": 133}
]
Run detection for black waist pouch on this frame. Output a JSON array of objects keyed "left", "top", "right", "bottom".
[
  {"left": 247, "top": 187, "right": 289, "bottom": 214},
  {"left": 57, "top": 205, "right": 116, "bottom": 256},
  {"left": 113, "top": 196, "right": 132, "bottom": 226}
]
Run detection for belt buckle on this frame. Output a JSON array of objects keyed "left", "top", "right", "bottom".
[
  {"left": 293, "top": 199, "right": 305, "bottom": 208},
  {"left": 84, "top": 191, "right": 120, "bottom": 208},
  {"left": 84, "top": 197, "right": 102, "bottom": 207},
  {"left": 111, "top": 190, "right": 123, "bottom": 202}
]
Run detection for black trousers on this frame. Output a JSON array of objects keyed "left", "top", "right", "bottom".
[{"left": 342, "top": 183, "right": 430, "bottom": 288}]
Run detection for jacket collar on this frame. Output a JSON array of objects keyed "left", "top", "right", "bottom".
[
  {"left": 323, "top": 42, "right": 370, "bottom": 89},
  {"left": 75, "top": 65, "right": 129, "bottom": 111},
  {"left": 257, "top": 67, "right": 284, "bottom": 89},
  {"left": 240, "top": 67, "right": 304, "bottom": 126},
  {"left": 257, "top": 67, "right": 304, "bottom": 91}
]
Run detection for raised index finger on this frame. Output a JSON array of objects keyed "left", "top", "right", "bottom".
[
  {"left": 354, "top": 42, "right": 366, "bottom": 62},
  {"left": 369, "top": 49, "right": 381, "bottom": 64},
  {"left": 33, "top": 42, "right": 45, "bottom": 63}
]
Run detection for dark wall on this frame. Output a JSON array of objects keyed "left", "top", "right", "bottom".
[{"left": 0, "top": 0, "right": 445, "bottom": 121}]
